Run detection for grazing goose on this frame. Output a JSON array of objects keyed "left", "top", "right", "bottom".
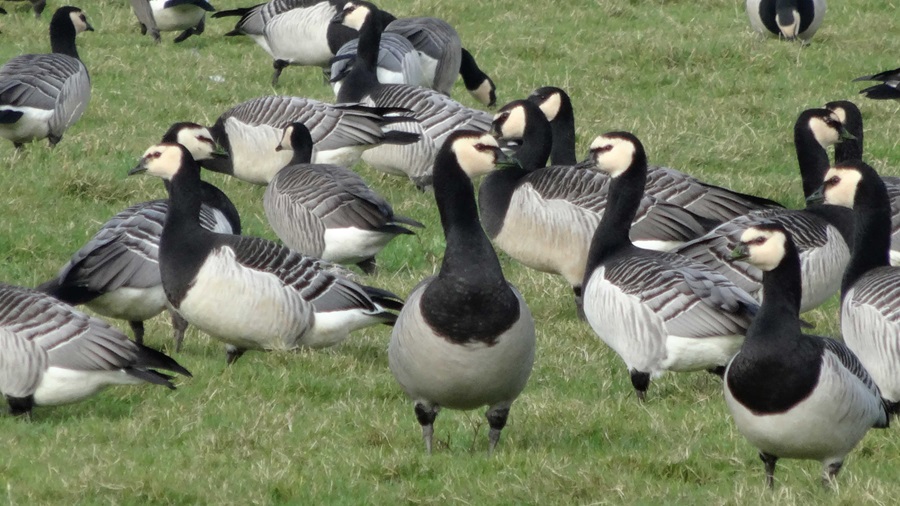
[
  {"left": 213, "top": 0, "right": 318, "bottom": 55},
  {"left": 264, "top": 122, "right": 423, "bottom": 273},
  {"left": 0, "top": 284, "right": 191, "bottom": 418},
  {"left": 0, "top": 6, "right": 92, "bottom": 149},
  {"left": 725, "top": 222, "right": 889, "bottom": 488},
  {"left": 327, "top": 32, "right": 427, "bottom": 94},
  {"left": 389, "top": 130, "right": 535, "bottom": 454},
  {"left": 204, "top": 95, "right": 418, "bottom": 185},
  {"left": 527, "top": 86, "right": 576, "bottom": 165},
  {"left": 131, "top": 143, "right": 402, "bottom": 364},
  {"left": 854, "top": 67, "right": 900, "bottom": 101},
  {"left": 745, "top": 0, "right": 826, "bottom": 41},
  {"left": 673, "top": 108, "right": 854, "bottom": 312},
  {"left": 481, "top": 100, "right": 713, "bottom": 315},
  {"left": 333, "top": 2, "right": 492, "bottom": 189},
  {"left": 38, "top": 123, "right": 240, "bottom": 351},
  {"left": 811, "top": 161, "right": 900, "bottom": 413},
  {"left": 129, "top": 0, "right": 216, "bottom": 43},
  {"left": 581, "top": 132, "right": 758, "bottom": 400}
]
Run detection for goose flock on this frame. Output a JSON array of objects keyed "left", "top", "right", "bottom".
[{"left": 2, "top": 0, "right": 900, "bottom": 495}]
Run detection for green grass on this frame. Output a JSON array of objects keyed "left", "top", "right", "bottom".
[{"left": 1, "top": 0, "right": 900, "bottom": 503}]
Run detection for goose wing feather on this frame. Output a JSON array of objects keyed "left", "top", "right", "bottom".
[
  {"left": 646, "top": 166, "right": 780, "bottom": 221},
  {"left": 0, "top": 55, "right": 84, "bottom": 111},
  {"left": 369, "top": 85, "right": 491, "bottom": 143},
  {"left": 0, "top": 327, "right": 47, "bottom": 398}
]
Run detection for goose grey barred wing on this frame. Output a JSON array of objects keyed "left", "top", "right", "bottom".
[
  {"left": 0, "top": 55, "right": 85, "bottom": 111},
  {"left": 331, "top": 34, "right": 425, "bottom": 87},
  {"left": 0, "top": 327, "right": 47, "bottom": 398},
  {"left": 369, "top": 85, "right": 491, "bottom": 143},
  {"left": 385, "top": 17, "right": 462, "bottom": 93},
  {"left": 881, "top": 177, "right": 900, "bottom": 261},
  {"left": 821, "top": 336, "right": 882, "bottom": 395},
  {"left": 216, "top": 0, "right": 314, "bottom": 35}
]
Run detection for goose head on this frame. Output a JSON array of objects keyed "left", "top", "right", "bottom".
[
  {"left": 809, "top": 165, "right": 865, "bottom": 209},
  {"left": 585, "top": 132, "right": 645, "bottom": 178},
  {"left": 332, "top": 1, "right": 374, "bottom": 29},
  {"left": 527, "top": 86, "right": 568, "bottom": 122},
  {"left": 161, "top": 122, "right": 226, "bottom": 162},
  {"left": 129, "top": 143, "right": 192, "bottom": 180},
  {"left": 275, "top": 122, "right": 314, "bottom": 162},
  {"left": 801, "top": 109, "right": 854, "bottom": 149},
  {"left": 775, "top": 6, "right": 800, "bottom": 40},
  {"left": 445, "top": 131, "right": 507, "bottom": 179},
  {"left": 730, "top": 223, "right": 790, "bottom": 272},
  {"left": 491, "top": 100, "right": 530, "bottom": 141},
  {"left": 56, "top": 6, "right": 93, "bottom": 34}
]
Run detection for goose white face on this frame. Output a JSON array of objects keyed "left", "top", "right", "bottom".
[
  {"left": 776, "top": 9, "right": 800, "bottom": 38},
  {"left": 69, "top": 10, "right": 92, "bottom": 34},
  {"left": 492, "top": 105, "right": 526, "bottom": 140},
  {"left": 452, "top": 134, "right": 502, "bottom": 178},
  {"left": 809, "top": 113, "right": 842, "bottom": 148},
  {"left": 588, "top": 136, "right": 636, "bottom": 178},
  {"left": 340, "top": 2, "right": 370, "bottom": 30},
  {"left": 277, "top": 125, "right": 294, "bottom": 152},
  {"left": 175, "top": 125, "right": 217, "bottom": 161},
  {"left": 738, "top": 228, "right": 787, "bottom": 272},
  {"left": 822, "top": 167, "right": 863, "bottom": 209},
  {"left": 537, "top": 92, "right": 561, "bottom": 121},
  {"left": 829, "top": 106, "right": 847, "bottom": 125},
  {"left": 139, "top": 144, "right": 184, "bottom": 180}
]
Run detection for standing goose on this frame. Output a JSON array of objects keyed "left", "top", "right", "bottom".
[
  {"left": 212, "top": 0, "right": 329, "bottom": 56},
  {"left": 481, "top": 100, "right": 713, "bottom": 315},
  {"left": 389, "top": 130, "right": 535, "bottom": 454},
  {"left": 0, "top": 284, "right": 191, "bottom": 418},
  {"left": 131, "top": 143, "right": 402, "bottom": 364},
  {"left": 129, "top": 0, "right": 216, "bottom": 43},
  {"left": 38, "top": 123, "right": 240, "bottom": 351},
  {"left": 672, "top": 108, "right": 854, "bottom": 312},
  {"left": 204, "top": 95, "right": 418, "bottom": 185},
  {"left": 581, "top": 132, "right": 758, "bottom": 400},
  {"left": 811, "top": 160, "right": 900, "bottom": 413},
  {"left": 853, "top": 67, "right": 900, "bottom": 101},
  {"left": 725, "top": 222, "right": 889, "bottom": 488},
  {"left": 746, "top": 0, "right": 826, "bottom": 41},
  {"left": 264, "top": 122, "right": 423, "bottom": 273},
  {"left": 332, "top": 2, "right": 492, "bottom": 189},
  {"left": 0, "top": 6, "right": 92, "bottom": 149}
]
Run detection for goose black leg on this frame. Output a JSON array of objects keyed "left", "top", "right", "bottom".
[
  {"left": 272, "top": 60, "right": 289, "bottom": 86},
  {"left": 7, "top": 395, "right": 34, "bottom": 420},
  {"left": 225, "top": 345, "right": 246, "bottom": 365},
  {"left": 414, "top": 402, "right": 438, "bottom": 454},
  {"left": 486, "top": 406, "right": 510, "bottom": 455},
  {"left": 170, "top": 310, "right": 189, "bottom": 352},
  {"left": 760, "top": 452, "right": 778, "bottom": 489},
  {"left": 129, "top": 320, "right": 145, "bottom": 345},
  {"left": 357, "top": 257, "right": 377, "bottom": 275},
  {"left": 630, "top": 370, "right": 650, "bottom": 402},
  {"left": 573, "top": 285, "right": 585, "bottom": 320},
  {"left": 48, "top": 134, "right": 62, "bottom": 147}
]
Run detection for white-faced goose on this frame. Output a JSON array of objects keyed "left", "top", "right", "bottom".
[
  {"left": 725, "top": 222, "right": 889, "bottom": 488},
  {"left": 129, "top": 0, "right": 215, "bottom": 43},
  {"left": 0, "top": 6, "right": 92, "bottom": 149},
  {"left": 389, "top": 131, "right": 534, "bottom": 454},
  {"left": 332, "top": 2, "right": 492, "bottom": 189},
  {"left": 581, "top": 132, "right": 758, "bottom": 400},
  {"left": 131, "top": 143, "right": 402, "bottom": 364},
  {"left": 854, "top": 67, "right": 900, "bottom": 101},
  {"left": 745, "top": 0, "right": 826, "bottom": 41},
  {"left": 481, "top": 100, "right": 713, "bottom": 315},
  {"left": 38, "top": 123, "right": 240, "bottom": 351},
  {"left": 811, "top": 160, "right": 900, "bottom": 413},
  {"left": 673, "top": 108, "right": 855, "bottom": 312},
  {"left": 0, "top": 284, "right": 191, "bottom": 419},
  {"left": 203, "top": 95, "right": 418, "bottom": 185},
  {"left": 264, "top": 122, "right": 423, "bottom": 273}
]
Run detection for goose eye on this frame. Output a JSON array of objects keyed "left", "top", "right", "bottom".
[
  {"left": 825, "top": 175, "right": 841, "bottom": 188},
  {"left": 198, "top": 136, "right": 213, "bottom": 144},
  {"left": 592, "top": 145, "right": 613, "bottom": 155},
  {"left": 751, "top": 236, "right": 767, "bottom": 245}
]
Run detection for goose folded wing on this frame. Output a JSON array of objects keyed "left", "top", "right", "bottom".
[
  {"left": 0, "top": 327, "right": 47, "bottom": 398},
  {"left": 821, "top": 336, "right": 882, "bottom": 394}
]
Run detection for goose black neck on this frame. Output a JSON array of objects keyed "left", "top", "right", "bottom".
[
  {"left": 336, "top": 10, "right": 384, "bottom": 102},
  {"left": 164, "top": 157, "right": 205, "bottom": 237},
  {"left": 459, "top": 49, "right": 487, "bottom": 88},
  {"left": 513, "top": 102, "right": 553, "bottom": 171},
  {"left": 795, "top": 118, "right": 830, "bottom": 199},
  {"left": 585, "top": 150, "right": 648, "bottom": 272},
  {"left": 843, "top": 179, "right": 892, "bottom": 295},
  {"left": 749, "top": 239, "right": 803, "bottom": 341},
  {"left": 549, "top": 97, "right": 576, "bottom": 166},
  {"left": 288, "top": 125, "right": 314, "bottom": 165},
  {"left": 50, "top": 12, "right": 79, "bottom": 59}
]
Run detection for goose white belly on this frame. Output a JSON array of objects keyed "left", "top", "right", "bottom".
[
  {"left": 0, "top": 106, "right": 53, "bottom": 143},
  {"left": 302, "top": 308, "right": 382, "bottom": 349},
  {"left": 265, "top": 4, "right": 334, "bottom": 66},
  {"left": 321, "top": 227, "right": 394, "bottom": 265},
  {"left": 150, "top": 2, "right": 205, "bottom": 31},
  {"left": 313, "top": 145, "right": 365, "bottom": 167},
  {"left": 34, "top": 367, "right": 143, "bottom": 406},
  {"left": 175, "top": 248, "right": 314, "bottom": 350},
  {"left": 660, "top": 334, "right": 743, "bottom": 372},
  {"left": 87, "top": 286, "right": 167, "bottom": 323},
  {"left": 388, "top": 286, "right": 535, "bottom": 410}
]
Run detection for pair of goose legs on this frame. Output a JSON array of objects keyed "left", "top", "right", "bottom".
[{"left": 414, "top": 402, "right": 510, "bottom": 455}]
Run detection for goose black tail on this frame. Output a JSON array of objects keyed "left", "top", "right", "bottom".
[
  {"left": 133, "top": 343, "right": 193, "bottom": 378},
  {"left": 364, "top": 286, "right": 404, "bottom": 316},
  {"left": 382, "top": 130, "right": 420, "bottom": 145},
  {"left": 858, "top": 84, "right": 900, "bottom": 101},
  {"left": 212, "top": 6, "right": 252, "bottom": 18}
]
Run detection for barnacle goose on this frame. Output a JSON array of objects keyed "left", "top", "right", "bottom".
[
  {"left": 327, "top": 32, "right": 427, "bottom": 94},
  {"left": 0, "top": 284, "right": 191, "bottom": 418},
  {"left": 203, "top": 95, "right": 418, "bottom": 185},
  {"left": 527, "top": 86, "right": 576, "bottom": 165},
  {"left": 481, "top": 100, "right": 713, "bottom": 316},
  {"left": 389, "top": 131, "right": 534, "bottom": 454},
  {"left": 811, "top": 160, "right": 900, "bottom": 414},
  {"left": 581, "top": 132, "right": 758, "bottom": 400},
  {"left": 333, "top": 2, "right": 492, "bottom": 189},
  {"left": 38, "top": 123, "right": 240, "bottom": 351},
  {"left": 131, "top": 143, "right": 402, "bottom": 364},
  {"left": 854, "top": 67, "right": 900, "bottom": 101},
  {"left": 213, "top": 0, "right": 325, "bottom": 55},
  {"left": 264, "top": 122, "right": 423, "bottom": 273},
  {"left": 725, "top": 222, "right": 889, "bottom": 488},
  {"left": 672, "top": 108, "right": 854, "bottom": 312},
  {"left": 0, "top": 6, "right": 92, "bottom": 149},
  {"left": 129, "top": 0, "right": 216, "bottom": 43},
  {"left": 746, "top": 0, "right": 826, "bottom": 41}
]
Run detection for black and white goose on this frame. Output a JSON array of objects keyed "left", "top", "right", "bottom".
[
  {"left": 129, "top": 0, "right": 215, "bottom": 43},
  {"left": 854, "top": 66, "right": 900, "bottom": 101},
  {"left": 745, "top": 0, "right": 826, "bottom": 41},
  {"left": 725, "top": 222, "right": 889, "bottom": 488},
  {"left": 38, "top": 123, "right": 240, "bottom": 351},
  {"left": 0, "top": 284, "right": 191, "bottom": 418},
  {"left": 481, "top": 100, "right": 713, "bottom": 315},
  {"left": 264, "top": 122, "right": 423, "bottom": 273},
  {"left": 332, "top": 2, "right": 492, "bottom": 189},
  {"left": 0, "top": 6, "right": 92, "bottom": 149},
  {"left": 131, "top": 143, "right": 402, "bottom": 364},
  {"left": 213, "top": 0, "right": 323, "bottom": 55},
  {"left": 673, "top": 108, "right": 854, "bottom": 312},
  {"left": 389, "top": 130, "right": 535, "bottom": 454},
  {"left": 204, "top": 95, "right": 418, "bottom": 185},
  {"left": 581, "top": 132, "right": 759, "bottom": 400},
  {"left": 811, "top": 160, "right": 900, "bottom": 414},
  {"left": 527, "top": 86, "right": 576, "bottom": 165},
  {"left": 328, "top": 30, "right": 427, "bottom": 93}
]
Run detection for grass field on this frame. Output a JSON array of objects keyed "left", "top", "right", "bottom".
[{"left": 2, "top": 0, "right": 900, "bottom": 503}]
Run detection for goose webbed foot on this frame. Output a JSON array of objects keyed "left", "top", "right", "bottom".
[
  {"left": 760, "top": 452, "right": 778, "bottom": 489},
  {"left": 414, "top": 402, "right": 438, "bottom": 454},
  {"left": 486, "top": 406, "right": 510, "bottom": 456}
]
